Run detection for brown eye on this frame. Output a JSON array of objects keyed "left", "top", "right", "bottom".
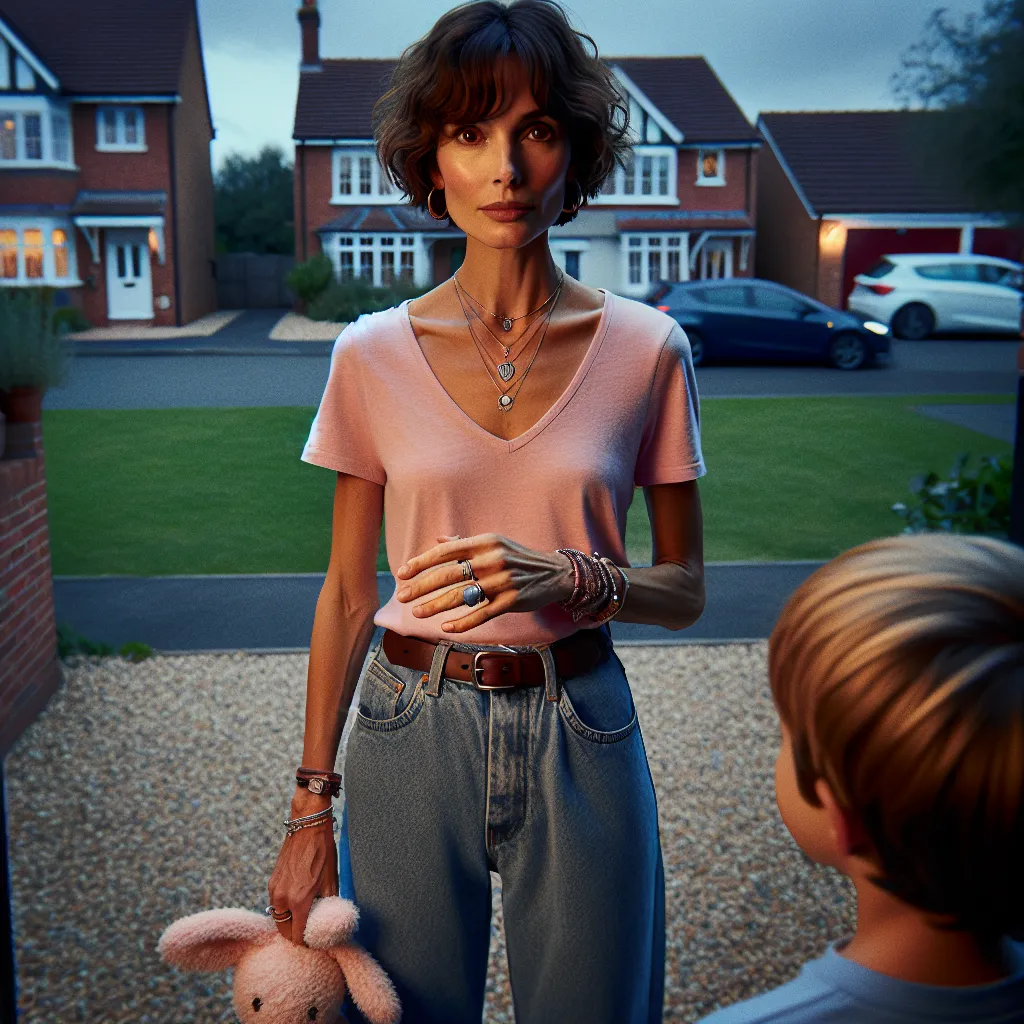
[
  {"left": 307, "top": 1008, "right": 318, "bottom": 1020},
  {"left": 529, "top": 123, "right": 554, "bottom": 140}
]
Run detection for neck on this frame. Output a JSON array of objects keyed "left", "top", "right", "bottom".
[
  {"left": 455, "top": 233, "right": 561, "bottom": 316},
  {"left": 840, "top": 872, "right": 1016, "bottom": 986}
]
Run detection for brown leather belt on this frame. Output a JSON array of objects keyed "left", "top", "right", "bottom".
[{"left": 381, "top": 627, "right": 610, "bottom": 691}]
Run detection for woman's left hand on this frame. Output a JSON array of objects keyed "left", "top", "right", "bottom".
[{"left": 393, "top": 533, "right": 573, "bottom": 633}]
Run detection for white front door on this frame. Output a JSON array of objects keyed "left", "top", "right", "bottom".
[
  {"left": 702, "top": 239, "right": 734, "bottom": 280},
  {"left": 105, "top": 229, "right": 153, "bottom": 319}
]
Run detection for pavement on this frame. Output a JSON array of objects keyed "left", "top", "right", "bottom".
[{"left": 52, "top": 561, "right": 827, "bottom": 653}]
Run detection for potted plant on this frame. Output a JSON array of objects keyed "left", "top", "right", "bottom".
[{"left": 0, "top": 287, "right": 73, "bottom": 458}]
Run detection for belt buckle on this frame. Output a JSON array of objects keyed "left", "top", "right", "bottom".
[{"left": 472, "top": 649, "right": 516, "bottom": 691}]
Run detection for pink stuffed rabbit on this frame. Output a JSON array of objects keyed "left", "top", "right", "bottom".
[{"left": 158, "top": 895, "right": 401, "bottom": 1023}]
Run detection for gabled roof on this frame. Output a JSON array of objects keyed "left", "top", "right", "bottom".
[
  {"left": 0, "top": 0, "right": 196, "bottom": 95},
  {"left": 293, "top": 55, "right": 757, "bottom": 145},
  {"left": 757, "top": 110, "right": 976, "bottom": 216}
]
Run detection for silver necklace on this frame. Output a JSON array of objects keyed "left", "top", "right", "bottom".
[
  {"left": 454, "top": 276, "right": 563, "bottom": 412},
  {"left": 454, "top": 271, "right": 561, "bottom": 331},
  {"left": 453, "top": 274, "right": 556, "bottom": 383}
]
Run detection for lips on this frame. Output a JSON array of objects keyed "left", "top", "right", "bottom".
[{"left": 481, "top": 203, "right": 533, "bottom": 211}]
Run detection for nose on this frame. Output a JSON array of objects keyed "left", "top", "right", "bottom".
[{"left": 493, "top": 135, "right": 523, "bottom": 187}]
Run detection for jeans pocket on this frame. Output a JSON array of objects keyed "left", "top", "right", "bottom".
[
  {"left": 558, "top": 651, "right": 637, "bottom": 744},
  {"left": 356, "top": 655, "right": 425, "bottom": 732}
]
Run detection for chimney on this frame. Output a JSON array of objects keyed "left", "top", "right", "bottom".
[{"left": 298, "top": 0, "right": 321, "bottom": 70}]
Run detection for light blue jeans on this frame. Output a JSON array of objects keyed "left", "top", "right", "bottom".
[{"left": 338, "top": 625, "right": 665, "bottom": 1024}]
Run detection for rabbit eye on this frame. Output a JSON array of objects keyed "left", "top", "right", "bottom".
[
  {"left": 307, "top": 1008, "right": 318, "bottom": 1020},
  {"left": 251, "top": 996, "right": 262, "bottom": 1011}
]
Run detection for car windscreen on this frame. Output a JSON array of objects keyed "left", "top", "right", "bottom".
[
  {"left": 862, "top": 259, "right": 896, "bottom": 278},
  {"left": 696, "top": 284, "right": 752, "bottom": 308}
]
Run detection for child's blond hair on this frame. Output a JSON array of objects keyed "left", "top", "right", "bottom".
[{"left": 769, "top": 533, "right": 1024, "bottom": 941}]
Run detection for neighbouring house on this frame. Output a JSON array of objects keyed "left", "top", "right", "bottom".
[
  {"left": 755, "top": 110, "right": 1024, "bottom": 310},
  {"left": 292, "top": 0, "right": 761, "bottom": 298},
  {"left": 0, "top": 0, "right": 216, "bottom": 327}
]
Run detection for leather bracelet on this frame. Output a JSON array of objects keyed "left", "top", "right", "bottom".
[{"left": 295, "top": 766, "right": 342, "bottom": 798}]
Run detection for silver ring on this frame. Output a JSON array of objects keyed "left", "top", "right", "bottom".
[
  {"left": 462, "top": 583, "right": 485, "bottom": 607},
  {"left": 460, "top": 559, "right": 475, "bottom": 581}
]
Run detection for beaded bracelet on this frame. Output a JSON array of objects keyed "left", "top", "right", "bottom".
[{"left": 589, "top": 559, "right": 630, "bottom": 626}]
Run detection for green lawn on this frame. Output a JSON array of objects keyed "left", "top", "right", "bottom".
[{"left": 44, "top": 394, "right": 1014, "bottom": 575}]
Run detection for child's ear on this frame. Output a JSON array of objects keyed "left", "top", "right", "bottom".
[{"left": 813, "top": 778, "right": 873, "bottom": 861}]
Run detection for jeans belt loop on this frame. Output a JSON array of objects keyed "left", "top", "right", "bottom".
[
  {"left": 426, "top": 640, "right": 453, "bottom": 698},
  {"left": 537, "top": 644, "right": 561, "bottom": 703}
]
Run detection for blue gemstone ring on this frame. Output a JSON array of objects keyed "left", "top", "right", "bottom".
[{"left": 462, "top": 583, "right": 486, "bottom": 607}]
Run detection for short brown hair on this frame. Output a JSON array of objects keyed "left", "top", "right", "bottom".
[
  {"left": 769, "top": 533, "right": 1024, "bottom": 941},
  {"left": 371, "top": 0, "right": 631, "bottom": 228}
]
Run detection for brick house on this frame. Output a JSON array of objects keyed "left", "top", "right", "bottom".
[
  {"left": 292, "top": 0, "right": 761, "bottom": 297},
  {"left": 755, "top": 110, "right": 1024, "bottom": 310},
  {"left": 0, "top": 0, "right": 216, "bottom": 327}
]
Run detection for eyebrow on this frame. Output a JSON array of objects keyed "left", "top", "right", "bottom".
[{"left": 449, "top": 108, "right": 553, "bottom": 127}]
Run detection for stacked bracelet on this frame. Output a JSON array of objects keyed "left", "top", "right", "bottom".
[
  {"left": 295, "top": 766, "right": 342, "bottom": 798},
  {"left": 284, "top": 805, "right": 336, "bottom": 836},
  {"left": 556, "top": 548, "right": 629, "bottom": 625}
]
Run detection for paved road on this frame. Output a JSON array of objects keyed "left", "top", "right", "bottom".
[
  {"left": 53, "top": 561, "right": 826, "bottom": 652},
  {"left": 45, "top": 338, "right": 1021, "bottom": 410}
]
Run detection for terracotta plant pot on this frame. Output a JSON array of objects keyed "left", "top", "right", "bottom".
[{"left": 5, "top": 386, "right": 44, "bottom": 424}]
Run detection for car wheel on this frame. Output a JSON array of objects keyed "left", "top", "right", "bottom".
[
  {"left": 891, "top": 303, "right": 935, "bottom": 341},
  {"left": 828, "top": 333, "right": 867, "bottom": 370},
  {"left": 684, "top": 329, "right": 705, "bottom": 367}
]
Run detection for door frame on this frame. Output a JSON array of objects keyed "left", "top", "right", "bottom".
[
  {"left": 105, "top": 228, "right": 154, "bottom": 320},
  {"left": 701, "top": 238, "right": 734, "bottom": 280}
]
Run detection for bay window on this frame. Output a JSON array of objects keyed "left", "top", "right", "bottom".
[
  {"left": 595, "top": 146, "right": 676, "bottom": 203},
  {"left": 332, "top": 148, "right": 397, "bottom": 203},
  {"left": 0, "top": 220, "right": 79, "bottom": 285},
  {"left": 0, "top": 99, "right": 75, "bottom": 167},
  {"left": 328, "top": 234, "right": 419, "bottom": 287},
  {"left": 622, "top": 234, "right": 689, "bottom": 293}
]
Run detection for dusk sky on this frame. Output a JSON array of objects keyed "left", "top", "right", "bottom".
[{"left": 200, "top": 0, "right": 983, "bottom": 171}]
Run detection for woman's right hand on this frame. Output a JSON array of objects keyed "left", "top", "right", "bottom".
[{"left": 267, "top": 792, "right": 340, "bottom": 945}]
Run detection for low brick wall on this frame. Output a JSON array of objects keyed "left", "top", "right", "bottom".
[{"left": 0, "top": 415, "right": 63, "bottom": 760}]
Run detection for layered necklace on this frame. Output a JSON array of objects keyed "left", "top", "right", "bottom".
[{"left": 452, "top": 270, "right": 565, "bottom": 412}]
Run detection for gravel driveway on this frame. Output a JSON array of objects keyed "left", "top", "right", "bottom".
[{"left": 7, "top": 644, "right": 855, "bottom": 1023}]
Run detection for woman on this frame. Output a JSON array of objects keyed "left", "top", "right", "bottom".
[{"left": 268, "top": 2, "right": 706, "bottom": 1021}]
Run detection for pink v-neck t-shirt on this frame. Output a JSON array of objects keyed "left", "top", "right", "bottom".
[{"left": 301, "top": 288, "right": 705, "bottom": 646}]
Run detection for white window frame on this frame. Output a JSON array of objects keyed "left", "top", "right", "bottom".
[
  {"left": 620, "top": 233, "right": 689, "bottom": 296},
  {"left": 330, "top": 147, "right": 398, "bottom": 205},
  {"left": 324, "top": 233, "right": 425, "bottom": 287},
  {"left": 95, "top": 105, "right": 147, "bottom": 152},
  {"left": 0, "top": 217, "right": 81, "bottom": 286},
  {"left": 591, "top": 145, "right": 677, "bottom": 205},
  {"left": 0, "top": 39, "right": 10, "bottom": 89},
  {"left": 696, "top": 148, "right": 726, "bottom": 186},
  {"left": 0, "top": 97, "right": 75, "bottom": 168}
]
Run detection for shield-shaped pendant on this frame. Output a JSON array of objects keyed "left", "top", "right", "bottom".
[
  {"left": 497, "top": 361, "right": 515, "bottom": 382},
  {"left": 502, "top": 317, "right": 513, "bottom": 331}
]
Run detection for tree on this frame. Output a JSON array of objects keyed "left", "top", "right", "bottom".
[
  {"left": 214, "top": 145, "right": 295, "bottom": 254},
  {"left": 891, "top": 1, "right": 1024, "bottom": 217}
]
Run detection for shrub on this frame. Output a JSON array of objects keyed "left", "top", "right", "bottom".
[
  {"left": 53, "top": 306, "right": 91, "bottom": 334},
  {"left": 285, "top": 254, "right": 335, "bottom": 305},
  {"left": 0, "top": 287, "right": 73, "bottom": 391},
  {"left": 56, "top": 623, "right": 153, "bottom": 662},
  {"left": 891, "top": 452, "right": 1012, "bottom": 537},
  {"left": 307, "top": 276, "right": 429, "bottom": 323}
]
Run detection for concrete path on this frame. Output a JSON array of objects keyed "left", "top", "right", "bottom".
[
  {"left": 912, "top": 403, "right": 1017, "bottom": 445},
  {"left": 52, "top": 561, "right": 826, "bottom": 653}
]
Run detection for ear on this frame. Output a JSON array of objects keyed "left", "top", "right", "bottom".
[
  {"left": 157, "top": 908, "right": 276, "bottom": 972},
  {"left": 813, "top": 779, "right": 872, "bottom": 861},
  {"left": 329, "top": 943, "right": 402, "bottom": 1024},
  {"left": 303, "top": 896, "right": 359, "bottom": 948}
]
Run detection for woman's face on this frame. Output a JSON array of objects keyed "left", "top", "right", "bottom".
[{"left": 430, "top": 55, "right": 573, "bottom": 246}]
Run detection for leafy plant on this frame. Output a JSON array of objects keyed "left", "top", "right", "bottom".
[
  {"left": 0, "top": 287, "right": 74, "bottom": 391},
  {"left": 285, "top": 254, "right": 335, "bottom": 306},
  {"left": 53, "top": 306, "right": 91, "bottom": 334},
  {"left": 56, "top": 623, "right": 153, "bottom": 662},
  {"left": 307, "top": 276, "right": 429, "bottom": 323},
  {"left": 891, "top": 452, "right": 1012, "bottom": 537}
]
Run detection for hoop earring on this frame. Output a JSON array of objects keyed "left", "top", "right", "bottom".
[
  {"left": 561, "top": 179, "right": 583, "bottom": 215},
  {"left": 427, "top": 187, "right": 448, "bottom": 220}
]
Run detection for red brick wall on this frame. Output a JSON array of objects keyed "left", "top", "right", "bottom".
[
  {"left": 0, "top": 413, "right": 62, "bottom": 760},
  {"left": 295, "top": 144, "right": 335, "bottom": 264},
  {"left": 676, "top": 147, "right": 753, "bottom": 212}
]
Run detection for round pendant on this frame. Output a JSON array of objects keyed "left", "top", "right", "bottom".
[
  {"left": 499, "top": 394, "right": 513, "bottom": 410},
  {"left": 497, "top": 361, "right": 515, "bottom": 382},
  {"left": 502, "top": 317, "right": 513, "bottom": 332}
]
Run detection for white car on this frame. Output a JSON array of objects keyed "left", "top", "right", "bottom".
[{"left": 847, "top": 253, "right": 1023, "bottom": 339}]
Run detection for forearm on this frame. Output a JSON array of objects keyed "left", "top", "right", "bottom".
[
  {"left": 291, "top": 585, "right": 378, "bottom": 814},
  {"left": 553, "top": 554, "right": 704, "bottom": 632}
]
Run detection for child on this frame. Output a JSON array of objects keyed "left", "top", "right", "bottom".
[{"left": 701, "top": 532, "right": 1024, "bottom": 1022}]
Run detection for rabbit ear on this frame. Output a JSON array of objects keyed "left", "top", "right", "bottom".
[
  {"left": 303, "top": 896, "right": 359, "bottom": 948},
  {"left": 157, "top": 909, "right": 277, "bottom": 972},
  {"left": 330, "top": 943, "right": 401, "bottom": 1024}
]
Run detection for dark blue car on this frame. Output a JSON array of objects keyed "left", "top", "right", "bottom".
[{"left": 645, "top": 278, "right": 892, "bottom": 370}]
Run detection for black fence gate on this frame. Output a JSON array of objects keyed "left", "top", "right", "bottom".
[{"left": 216, "top": 253, "right": 295, "bottom": 308}]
